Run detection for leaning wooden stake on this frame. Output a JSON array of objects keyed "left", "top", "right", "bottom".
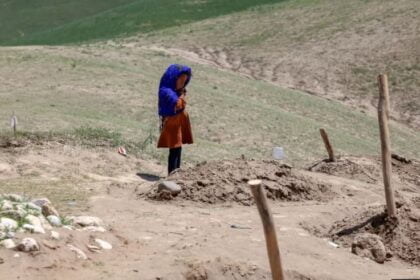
[
  {"left": 377, "top": 74, "right": 397, "bottom": 217},
  {"left": 319, "top": 128, "right": 335, "bottom": 162},
  {"left": 248, "top": 179, "right": 285, "bottom": 280}
]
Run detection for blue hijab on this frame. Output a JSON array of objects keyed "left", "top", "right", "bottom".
[{"left": 158, "top": 64, "right": 192, "bottom": 117}]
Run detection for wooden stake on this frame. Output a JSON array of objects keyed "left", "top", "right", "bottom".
[
  {"left": 248, "top": 179, "right": 285, "bottom": 280},
  {"left": 377, "top": 74, "right": 397, "bottom": 217},
  {"left": 319, "top": 128, "right": 335, "bottom": 162}
]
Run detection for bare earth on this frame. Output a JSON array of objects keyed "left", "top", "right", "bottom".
[{"left": 0, "top": 143, "right": 419, "bottom": 279}]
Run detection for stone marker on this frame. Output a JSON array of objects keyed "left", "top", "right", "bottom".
[{"left": 157, "top": 181, "right": 182, "bottom": 194}]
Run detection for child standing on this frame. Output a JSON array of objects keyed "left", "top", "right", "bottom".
[{"left": 157, "top": 64, "right": 193, "bottom": 175}]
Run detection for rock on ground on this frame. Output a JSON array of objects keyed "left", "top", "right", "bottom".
[
  {"left": 47, "top": 215, "right": 62, "bottom": 227},
  {"left": 26, "top": 214, "right": 42, "bottom": 227},
  {"left": 16, "top": 238, "right": 40, "bottom": 252},
  {"left": 31, "top": 198, "right": 51, "bottom": 208},
  {"left": 351, "top": 233, "right": 387, "bottom": 263},
  {"left": 95, "top": 239, "right": 112, "bottom": 250},
  {"left": 50, "top": 231, "right": 60, "bottom": 240},
  {"left": 42, "top": 203, "right": 60, "bottom": 217},
  {"left": 157, "top": 181, "right": 182, "bottom": 194},
  {"left": 67, "top": 244, "right": 87, "bottom": 260},
  {"left": 0, "top": 239, "right": 16, "bottom": 249},
  {"left": 69, "top": 216, "right": 103, "bottom": 227},
  {"left": 0, "top": 217, "right": 18, "bottom": 231}
]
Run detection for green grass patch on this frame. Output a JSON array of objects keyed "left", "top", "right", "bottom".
[{"left": 2, "top": 0, "right": 286, "bottom": 45}]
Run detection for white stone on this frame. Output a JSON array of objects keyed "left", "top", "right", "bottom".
[
  {"left": 50, "top": 231, "right": 60, "bottom": 240},
  {"left": 22, "top": 224, "right": 45, "bottom": 234},
  {"left": 39, "top": 215, "right": 53, "bottom": 231},
  {"left": 0, "top": 217, "right": 18, "bottom": 231},
  {"left": 13, "top": 253, "right": 20, "bottom": 258},
  {"left": 95, "top": 239, "right": 112, "bottom": 250},
  {"left": 31, "top": 198, "right": 51, "bottom": 207},
  {"left": 3, "top": 194, "right": 23, "bottom": 202},
  {"left": 67, "top": 244, "right": 87, "bottom": 260},
  {"left": 62, "top": 225, "right": 74, "bottom": 231},
  {"left": 158, "top": 181, "right": 182, "bottom": 194},
  {"left": 78, "top": 226, "right": 106, "bottom": 233},
  {"left": 0, "top": 239, "right": 16, "bottom": 249},
  {"left": 47, "top": 215, "right": 62, "bottom": 227},
  {"left": 16, "top": 238, "right": 39, "bottom": 252},
  {"left": 24, "top": 202, "right": 42, "bottom": 213},
  {"left": 69, "top": 216, "right": 103, "bottom": 227},
  {"left": 26, "top": 215, "right": 42, "bottom": 227},
  {"left": 1, "top": 200, "right": 13, "bottom": 211}
]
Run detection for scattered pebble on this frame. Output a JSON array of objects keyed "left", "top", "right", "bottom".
[
  {"left": 78, "top": 226, "right": 106, "bottom": 233},
  {"left": 69, "top": 216, "right": 103, "bottom": 227},
  {"left": 50, "top": 231, "right": 60, "bottom": 240},
  {"left": 67, "top": 244, "right": 87, "bottom": 260},
  {"left": 95, "top": 238, "right": 112, "bottom": 250}
]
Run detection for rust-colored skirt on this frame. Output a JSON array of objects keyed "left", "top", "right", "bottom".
[{"left": 157, "top": 111, "right": 193, "bottom": 148}]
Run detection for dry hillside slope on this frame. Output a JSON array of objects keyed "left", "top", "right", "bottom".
[{"left": 129, "top": 0, "right": 420, "bottom": 129}]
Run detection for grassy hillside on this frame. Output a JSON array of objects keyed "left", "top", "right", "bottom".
[
  {"left": 0, "top": 0, "right": 284, "bottom": 46},
  {"left": 128, "top": 0, "right": 420, "bottom": 130},
  {"left": 0, "top": 0, "right": 136, "bottom": 44},
  {"left": 0, "top": 45, "right": 419, "bottom": 165}
]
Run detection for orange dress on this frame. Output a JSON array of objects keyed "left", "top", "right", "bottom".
[{"left": 157, "top": 97, "right": 193, "bottom": 148}]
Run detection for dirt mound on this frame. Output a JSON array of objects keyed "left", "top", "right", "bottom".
[
  {"left": 328, "top": 198, "right": 420, "bottom": 265},
  {"left": 309, "top": 155, "right": 420, "bottom": 189},
  {"left": 144, "top": 159, "right": 334, "bottom": 205},
  {"left": 183, "top": 258, "right": 321, "bottom": 280},
  {"left": 308, "top": 157, "right": 380, "bottom": 184}
]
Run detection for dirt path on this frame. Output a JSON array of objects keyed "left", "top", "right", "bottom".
[{"left": 0, "top": 145, "right": 419, "bottom": 279}]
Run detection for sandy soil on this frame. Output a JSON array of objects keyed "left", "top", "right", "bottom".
[{"left": 0, "top": 143, "right": 419, "bottom": 279}]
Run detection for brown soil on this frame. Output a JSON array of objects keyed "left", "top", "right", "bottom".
[
  {"left": 328, "top": 199, "right": 420, "bottom": 265},
  {"left": 144, "top": 159, "right": 335, "bottom": 205},
  {"left": 308, "top": 155, "right": 420, "bottom": 191}
]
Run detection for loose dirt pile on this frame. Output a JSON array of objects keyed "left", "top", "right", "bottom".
[
  {"left": 308, "top": 157, "right": 379, "bottom": 184},
  {"left": 183, "top": 257, "right": 320, "bottom": 280},
  {"left": 144, "top": 159, "right": 335, "bottom": 205},
  {"left": 328, "top": 198, "right": 420, "bottom": 265},
  {"left": 308, "top": 155, "right": 420, "bottom": 189}
]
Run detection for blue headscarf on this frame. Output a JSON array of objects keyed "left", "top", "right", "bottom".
[{"left": 158, "top": 64, "right": 192, "bottom": 117}]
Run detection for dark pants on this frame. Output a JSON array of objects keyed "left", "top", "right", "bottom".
[{"left": 168, "top": 147, "right": 182, "bottom": 174}]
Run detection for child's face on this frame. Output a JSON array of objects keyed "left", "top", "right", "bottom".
[{"left": 176, "top": 74, "right": 188, "bottom": 91}]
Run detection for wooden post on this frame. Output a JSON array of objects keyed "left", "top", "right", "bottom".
[
  {"left": 248, "top": 179, "right": 285, "bottom": 280},
  {"left": 10, "top": 113, "right": 17, "bottom": 137},
  {"left": 377, "top": 74, "right": 397, "bottom": 217},
  {"left": 319, "top": 128, "right": 335, "bottom": 162}
]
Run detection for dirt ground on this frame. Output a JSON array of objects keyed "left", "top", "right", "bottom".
[{"left": 0, "top": 143, "right": 419, "bottom": 279}]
